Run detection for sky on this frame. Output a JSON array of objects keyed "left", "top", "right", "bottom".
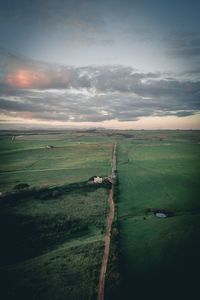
[{"left": 0, "top": 0, "right": 200, "bottom": 129}]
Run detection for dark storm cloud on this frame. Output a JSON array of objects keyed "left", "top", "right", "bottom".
[{"left": 0, "top": 49, "right": 200, "bottom": 123}]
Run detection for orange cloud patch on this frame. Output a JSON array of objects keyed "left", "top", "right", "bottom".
[
  {"left": 5, "top": 69, "right": 51, "bottom": 88},
  {"left": 18, "top": 111, "right": 34, "bottom": 119},
  {"left": 5, "top": 68, "right": 70, "bottom": 89}
]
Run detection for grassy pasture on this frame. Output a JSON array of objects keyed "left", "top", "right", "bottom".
[
  {"left": 117, "top": 133, "right": 200, "bottom": 299},
  {"left": 1, "top": 237, "right": 104, "bottom": 300},
  {"left": 0, "top": 185, "right": 109, "bottom": 300},
  {"left": 1, "top": 130, "right": 200, "bottom": 299},
  {"left": 120, "top": 214, "right": 200, "bottom": 299},
  {"left": 0, "top": 134, "right": 112, "bottom": 191},
  {"left": 118, "top": 140, "right": 200, "bottom": 217},
  {"left": 0, "top": 132, "right": 113, "bottom": 300}
]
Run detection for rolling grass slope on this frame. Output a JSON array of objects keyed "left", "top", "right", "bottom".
[{"left": 0, "top": 184, "right": 109, "bottom": 300}]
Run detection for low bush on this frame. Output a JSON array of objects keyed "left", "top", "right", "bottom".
[{"left": 13, "top": 183, "right": 29, "bottom": 190}]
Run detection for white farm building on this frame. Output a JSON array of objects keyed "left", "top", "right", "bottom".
[{"left": 94, "top": 176, "right": 103, "bottom": 184}]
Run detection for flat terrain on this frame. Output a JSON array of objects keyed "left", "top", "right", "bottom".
[
  {"left": 117, "top": 132, "right": 200, "bottom": 299},
  {"left": 0, "top": 133, "right": 112, "bottom": 191},
  {"left": 0, "top": 132, "right": 113, "bottom": 300},
  {"left": 0, "top": 130, "right": 200, "bottom": 300}
]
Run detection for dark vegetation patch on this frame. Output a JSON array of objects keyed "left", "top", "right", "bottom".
[
  {"left": 0, "top": 213, "right": 86, "bottom": 265},
  {"left": 105, "top": 169, "right": 121, "bottom": 299},
  {"left": 13, "top": 183, "right": 29, "bottom": 190},
  {"left": 0, "top": 180, "right": 110, "bottom": 203},
  {"left": 0, "top": 185, "right": 108, "bottom": 265},
  {"left": 0, "top": 183, "right": 108, "bottom": 300},
  {"left": 1, "top": 240, "right": 104, "bottom": 300},
  {"left": 105, "top": 221, "right": 121, "bottom": 300}
]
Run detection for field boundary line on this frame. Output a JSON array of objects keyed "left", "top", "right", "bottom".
[{"left": 97, "top": 143, "right": 117, "bottom": 300}]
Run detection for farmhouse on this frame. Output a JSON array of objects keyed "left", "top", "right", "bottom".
[
  {"left": 94, "top": 176, "right": 103, "bottom": 184},
  {"left": 46, "top": 145, "right": 54, "bottom": 149}
]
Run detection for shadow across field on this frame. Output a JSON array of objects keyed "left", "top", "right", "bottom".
[{"left": 0, "top": 181, "right": 110, "bottom": 300}]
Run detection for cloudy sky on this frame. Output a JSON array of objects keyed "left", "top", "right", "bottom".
[{"left": 0, "top": 0, "right": 200, "bottom": 129}]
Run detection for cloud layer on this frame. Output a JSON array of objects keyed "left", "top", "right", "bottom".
[{"left": 0, "top": 49, "right": 200, "bottom": 124}]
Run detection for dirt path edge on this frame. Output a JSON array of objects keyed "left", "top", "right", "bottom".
[{"left": 97, "top": 143, "right": 117, "bottom": 300}]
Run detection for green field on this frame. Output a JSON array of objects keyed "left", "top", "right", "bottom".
[
  {"left": 0, "top": 132, "right": 113, "bottom": 300},
  {"left": 0, "top": 133, "right": 112, "bottom": 191},
  {"left": 0, "top": 130, "right": 200, "bottom": 300},
  {"left": 0, "top": 187, "right": 109, "bottom": 300},
  {"left": 117, "top": 134, "right": 200, "bottom": 299}
]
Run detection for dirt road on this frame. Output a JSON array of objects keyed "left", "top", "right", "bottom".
[{"left": 97, "top": 143, "right": 116, "bottom": 300}]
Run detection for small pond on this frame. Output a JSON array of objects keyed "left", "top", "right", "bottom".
[{"left": 155, "top": 212, "right": 167, "bottom": 218}]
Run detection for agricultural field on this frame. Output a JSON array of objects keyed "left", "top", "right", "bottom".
[
  {"left": 117, "top": 132, "right": 200, "bottom": 299},
  {"left": 0, "top": 130, "right": 200, "bottom": 300},
  {"left": 0, "top": 132, "right": 112, "bottom": 192},
  {"left": 0, "top": 132, "right": 113, "bottom": 300}
]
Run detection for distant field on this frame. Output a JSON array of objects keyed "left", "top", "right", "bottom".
[
  {"left": 117, "top": 134, "right": 200, "bottom": 299},
  {"left": 0, "top": 134, "right": 112, "bottom": 191}
]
